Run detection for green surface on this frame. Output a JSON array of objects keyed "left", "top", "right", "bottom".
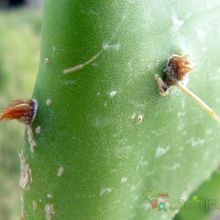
[
  {"left": 0, "top": 9, "right": 41, "bottom": 220},
  {"left": 23, "top": 0, "right": 220, "bottom": 219}
]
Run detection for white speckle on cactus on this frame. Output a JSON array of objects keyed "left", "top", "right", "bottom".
[
  {"left": 187, "top": 137, "right": 205, "bottom": 148},
  {"left": 121, "top": 177, "right": 128, "bottom": 183},
  {"left": 196, "top": 28, "right": 206, "bottom": 40},
  {"left": 57, "top": 166, "right": 64, "bottom": 177},
  {"left": 130, "top": 113, "right": 144, "bottom": 124},
  {"left": 136, "top": 155, "right": 148, "bottom": 170},
  {"left": 19, "top": 152, "right": 32, "bottom": 189},
  {"left": 171, "top": 11, "right": 184, "bottom": 31},
  {"left": 102, "top": 42, "right": 121, "bottom": 50},
  {"left": 177, "top": 122, "right": 185, "bottom": 132},
  {"left": 155, "top": 146, "right": 170, "bottom": 158},
  {"left": 47, "top": 194, "right": 53, "bottom": 199},
  {"left": 32, "top": 200, "right": 37, "bottom": 211},
  {"left": 44, "top": 57, "right": 49, "bottom": 65},
  {"left": 180, "top": 192, "right": 188, "bottom": 201},
  {"left": 181, "top": 100, "right": 185, "bottom": 109},
  {"left": 104, "top": 101, "right": 108, "bottom": 107},
  {"left": 27, "top": 125, "right": 36, "bottom": 153},
  {"left": 167, "top": 163, "right": 181, "bottom": 171},
  {"left": 46, "top": 99, "right": 52, "bottom": 107},
  {"left": 136, "top": 114, "right": 144, "bottom": 124},
  {"left": 44, "top": 204, "right": 55, "bottom": 220},
  {"left": 131, "top": 114, "right": 136, "bottom": 119},
  {"left": 110, "top": 90, "right": 117, "bottom": 98},
  {"left": 99, "top": 188, "right": 113, "bottom": 196},
  {"left": 35, "top": 126, "right": 41, "bottom": 134},
  {"left": 177, "top": 111, "right": 185, "bottom": 118}
]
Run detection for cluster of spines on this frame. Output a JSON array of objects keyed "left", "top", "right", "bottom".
[{"left": 0, "top": 99, "right": 37, "bottom": 125}]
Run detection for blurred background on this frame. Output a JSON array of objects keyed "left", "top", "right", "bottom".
[{"left": 0, "top": 0, "right": 42, "bottom": 219}]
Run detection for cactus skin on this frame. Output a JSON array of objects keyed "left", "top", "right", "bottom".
[{"left": 23, "top": 0, "right": 220, "bottom": 219}]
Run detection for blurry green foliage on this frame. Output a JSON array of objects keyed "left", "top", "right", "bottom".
[
  {"left": 0, "top": 8, "right": 41, "bottom": 220},
  {"left": 175, "top": 171, "right": 220, "bottom": 220}
]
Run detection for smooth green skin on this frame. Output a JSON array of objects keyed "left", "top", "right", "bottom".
[{"left": 23, "top": 0, "right": 220, "bottom": 219}]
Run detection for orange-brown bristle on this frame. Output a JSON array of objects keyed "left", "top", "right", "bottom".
[
  {"left": 165, "top": 55, "right": 192, "bottom": 86},
  {"left": 0, "top": 99, "right": 37, "bottom": 125}
]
